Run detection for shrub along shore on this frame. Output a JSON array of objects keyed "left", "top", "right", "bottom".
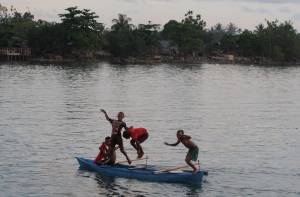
[{"left": 1, "top": 4, "right": 300, "bottom": 65}]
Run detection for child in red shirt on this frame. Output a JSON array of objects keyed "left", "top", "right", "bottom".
[
  {"left": 123, "top": 127, "right": 148, "bottom": 158},
  {"left": 94, "top": 136, "right": 111, "bottom": 164}
]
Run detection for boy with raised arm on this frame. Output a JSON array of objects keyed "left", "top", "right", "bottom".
[
  {"left": 164, "top": 130, "right": 199, "bottom": 174},
  {"left": 100, "top": 109, "right": 131, "bottom": 164}
]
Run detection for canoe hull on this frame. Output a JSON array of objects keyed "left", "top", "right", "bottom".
[{"left": 75, "top": 157, "right": 205, "bottom": 185}]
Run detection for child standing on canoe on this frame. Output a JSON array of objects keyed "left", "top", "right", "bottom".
[
  {"left": 164, "top": 130, "right": 199, "bottom": 174},
  {"left": 101, "top": 109, "right": 131, "bottom": 164},
  {"left": 123, "top": 126, "right": 149, "bottom": 158}
]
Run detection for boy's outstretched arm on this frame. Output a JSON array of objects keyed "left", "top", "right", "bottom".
[
  {"left": 164, "top": 140, "right": 180, "bottom": 146},
  {"left": 100, "top": 109, "right": 112, "bottom": 122}
]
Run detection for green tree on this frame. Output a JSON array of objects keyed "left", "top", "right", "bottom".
[
  {"left": 254, "top": 20, "right": 299, "bottom": 61},
  {"left": 237, "top": 29, "right": 258, "bottom": 57},
  {"left": 105, "top": 14, "right": 136, "bottom": 57},
  {"left": 58, "top": 7, "right": 104, "bottom": 52},
  {"left": 0, "top": 5, "right": 35, "bottom": 47},
  {"left": 111, "top": 14, "right": 134, "bottom": 32},
  {"left": 134, "top": 21, "right": 160, "bottom": 55},
  {"left": 163, "top": 10, "right": 206, "bottom": 56},
  {"left": 219, "top": 23, "right": 240, "bottom": 53},
  {"left": 28, "top": 21, "right": 67, "bottom": 56},
  {"left": 203, "top": 23, "right": 226, "bottom": 54}
]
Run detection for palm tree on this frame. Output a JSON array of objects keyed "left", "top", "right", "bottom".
[{"left": 111, "top": 14, "right": 134, "bottom": 32}]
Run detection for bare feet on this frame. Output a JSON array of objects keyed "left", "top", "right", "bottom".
[
  {"left": 137, "top": 150, "right": 140, "bottom": 158},
  {"left": 192, "top": 166, "right": 199, "bottom": 174},
  {"left": 137, "top": 151, "right": 144, "bottom": 159},
  {"left": 127, "top": 159, "right": 132, "bottom": 165},
  {"left": 192, "top": 168, "right": 198, "bottom": 174}
]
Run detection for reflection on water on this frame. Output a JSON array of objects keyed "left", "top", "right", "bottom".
[
  {"left": 76, "top": 168, "right": 204, "bottom": 197},
  {"left": 1, "top": 62, "right": 300, "bottom": 196}
]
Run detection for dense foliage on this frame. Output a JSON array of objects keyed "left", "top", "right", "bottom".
[{"left": 1, "top": 4, "right": 300, "bottom": 61}]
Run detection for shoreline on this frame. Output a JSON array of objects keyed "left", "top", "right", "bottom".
[{"left": 1, "top": 55, "right": 300, "bottom": 66}]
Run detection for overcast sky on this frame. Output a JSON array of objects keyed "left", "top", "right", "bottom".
[{"left": 2, "top": 0, "right": 300, "bottom": 30}]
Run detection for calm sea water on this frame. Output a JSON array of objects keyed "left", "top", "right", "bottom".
[{"left": 0, "top": 62, "right": 300, "bottom": 197}]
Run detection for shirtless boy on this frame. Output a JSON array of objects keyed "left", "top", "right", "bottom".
[
  {"left": 164, "top": 130, "right": 199, "bottom": 173},
  {"left": 100, "top": 109, "right": 131, "bottom": 164}
]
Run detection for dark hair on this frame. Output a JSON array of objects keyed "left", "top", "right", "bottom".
[
  {"left": 118, "top": 112, "right": 124, "bottom": 117},
  {"left": 123, "top": 131, "right": 130, "bottom": 139},
  {"left": 105, "top": 136, "right": 111, "bottom": 141},
  {"left": 177, "top": 130, "right": 184, "bottom": 135}
]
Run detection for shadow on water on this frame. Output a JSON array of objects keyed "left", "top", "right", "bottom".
[
  {"left": 76, "top": 169, "right": 122, "bottom": 196},
  {"left": 94, "top": 174, "right": 123, "bottom": 196},
  {"left": 108, "top": 62, "right": 205, "bottom": 71},
  {"left": 47, "top": 61, "right": 102, "bottom": 73},
  {"left": 0, "top": 60, "right": 104, "bottom": 78}
]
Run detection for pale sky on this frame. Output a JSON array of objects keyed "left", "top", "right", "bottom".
[{"left": 2, "top": 0, "right": 300, "bottom": 31}]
